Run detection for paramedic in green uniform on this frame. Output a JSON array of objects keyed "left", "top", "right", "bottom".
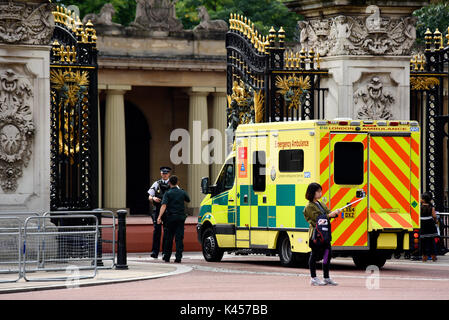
[{"left": 157, "top": 175, "right": 190, "bottom": 263}]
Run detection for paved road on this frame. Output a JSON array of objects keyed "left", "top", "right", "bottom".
[{"left": 2, "top": 252, "right": 449, "bottom": 302}]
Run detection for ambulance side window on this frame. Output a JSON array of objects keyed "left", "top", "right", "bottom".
[
  {"left": 334, "top": 142, "right": 364, "bottom": 185},
  {"left": 224, "top": 159, "right": 235, "bottom": 190},
  {"left": 214, "top": 158, "right": 235, "bottom": 195},
  {"left": 279, "top": 149, "right": 304, "bottom": 172},
  {"left": 253, "top": 151, "right": 266, "bottom": 192}
]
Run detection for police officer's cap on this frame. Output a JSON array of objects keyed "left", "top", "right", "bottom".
[{"left": 160, "top": 166, "right": 172, "bottom": 174}]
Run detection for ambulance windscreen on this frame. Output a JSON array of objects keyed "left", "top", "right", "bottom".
[{"left": 334, "top": 142, "right": 364, "bottom": 185}]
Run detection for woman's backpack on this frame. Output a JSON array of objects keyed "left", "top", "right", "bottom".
[{"left": 311, "top": 214, "right": 332, "bottom": 246}]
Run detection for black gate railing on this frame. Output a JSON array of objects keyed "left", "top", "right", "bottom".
[
  {"left": 410, "top": 27, "right": 449, "bottom": 212},
  {"left": 226, "top": 14, "right": 328, "bottom": 130},
  {"left": 50, "top": 6, "right": 99, "bottom": 210}
]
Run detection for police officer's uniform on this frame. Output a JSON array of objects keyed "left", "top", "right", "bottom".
[
  {"left": 148, "top": 166, "right": 171, "bottom": 258},
  {"left": 161, "top": 184, "right": 190, "bottom": 263}
]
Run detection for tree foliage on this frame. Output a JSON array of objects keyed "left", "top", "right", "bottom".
[
  {"left": 53, "top": 0, "right": 300, "bottom": 40},
  {"left": 413, "top": 1, "right": 449, "bottom": 44},
  {"left": 176, "top": 0, "right": 301, "bottom": 40}
]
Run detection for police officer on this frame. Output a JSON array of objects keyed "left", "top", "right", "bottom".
[
  {"left": 157, "top": 175, "right": 190, "bottom": 263},
  {"left": 148, "top": 166, "right": 172, "bottom": 259}
]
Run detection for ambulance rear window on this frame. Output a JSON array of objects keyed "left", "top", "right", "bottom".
[
  {"left": 334, "top": 142, "right": 364, "bottom": 185},
  {"left": 279, "top": 149, "right": 304, "bottom": 172}
]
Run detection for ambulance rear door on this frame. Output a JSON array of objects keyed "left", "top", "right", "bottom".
[
  {"left": 328, "top": 133, "right": 369, "bottom": 250},
  {"left": 368, "top": 132, "right": 417, "bottom": 231}
]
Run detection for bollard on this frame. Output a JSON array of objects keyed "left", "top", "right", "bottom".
[{"left": 116, "top": 209, "right": 128, "bottom": 270}]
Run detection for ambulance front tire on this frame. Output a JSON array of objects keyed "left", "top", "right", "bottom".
[{"left": 202, "top": 228, "right": 224, "bottom": 262}]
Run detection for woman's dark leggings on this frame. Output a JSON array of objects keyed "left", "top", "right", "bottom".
[
  {"left": 421, "top": 237, "right": 437, "bottom": 256},
  {"left": 309, "top": 245, "right": 331, "bottom": 278}
]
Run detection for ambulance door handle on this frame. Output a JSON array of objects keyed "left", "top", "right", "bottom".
[
  {"left": 229, "top": 199, "right": 234, "bottom": 202},
  {"left": 262, "top": 195, "right": 267, "bottom": 204},
  {"left": 243, "top": 195, "right": 248, "bottom": 204}
]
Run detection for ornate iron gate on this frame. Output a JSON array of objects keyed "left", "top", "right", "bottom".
[
  {"left": 226, "top": 14, "right": 327, "bottom": 130},
  {"left": 410, "top": 28, "right": 449, "bottom": 211},
  {"left": 50, "top": 6, "right": 99, "bottom": 210}
]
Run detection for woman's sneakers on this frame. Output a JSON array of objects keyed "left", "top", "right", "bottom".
[
  {"left": 310, "top": 277, "right": 338, "bottom": 286},
  {"left": 323, "top": 278, "right": 338, "bottom": 286},
  {"left": 310, "top": 277, "right": 325, "bottom": 286}
]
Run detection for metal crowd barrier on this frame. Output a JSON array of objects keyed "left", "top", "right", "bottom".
[
  {"left": 43, "top": 210, "right": 116, "bottom": 269},
  {"left": 22, "top": 215, "right": 98, "bottom": 282},
  {"left": 0, "top": 217, "right": 23, "bottom": 283},
  {"left": 0, "top": 209, "right": 123, "bottom": 283},
  {"left": 437, "top": 212, "right": 449, "bottom": 250},
  {"left": 0, "top": 212, "right": 39, "bottom": 283}
]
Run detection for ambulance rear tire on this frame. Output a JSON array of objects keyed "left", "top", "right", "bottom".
[
  {"left": 202, "top": 228, "right": 224, "bottom": 262},
  {"left": 352, "top": 254, "right": 387, "bottom": 269},
  {"left": 278, "top": 234, "right": 298, "bottom": 267}
]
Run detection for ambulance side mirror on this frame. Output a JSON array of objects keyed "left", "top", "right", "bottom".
[{"left": 201, "top": 177, "right": 211, "bottom": 194}]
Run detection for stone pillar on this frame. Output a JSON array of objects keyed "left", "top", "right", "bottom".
[
  {"left": 187, "top": 88, "right": 210, "bottom": 214},
  {"left": 211, "top": 88, "right": 228, "bottom": 182},
  {"left": 104, "top": 85, "right": 131, "bottom": 209},
  {"left": 0, "top": 1, "right": 54, "bottom": 212},
  {"left": 287, "top": 0, "right": 430, "bottom": 120}
]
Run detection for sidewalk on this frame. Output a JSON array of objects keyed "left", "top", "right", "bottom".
[{"left": 0, "top": 254, "right": 192, "bottom": 294}]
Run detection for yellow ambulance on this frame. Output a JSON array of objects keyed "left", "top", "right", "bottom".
[{"left": 197, "top": 120, "right": 420, "bottom": 268}]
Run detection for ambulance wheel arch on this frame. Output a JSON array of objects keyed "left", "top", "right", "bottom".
[{"left": 277, "top": 232, "right": 308, "bottom": 267}]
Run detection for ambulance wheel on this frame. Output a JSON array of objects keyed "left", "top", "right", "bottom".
[
  {"left": 278, "top": 234, "right": 298, "bottom": 267},
  {"left": 202, "top": 228, "right": 224, "bottom": 262}
]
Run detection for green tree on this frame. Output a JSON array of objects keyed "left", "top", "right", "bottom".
[
  {"left": 413, "top": 1, "right": 449, "bottom": 44},
  {"left": 53, "top": 0, "right": 136, "bottom": 26}
]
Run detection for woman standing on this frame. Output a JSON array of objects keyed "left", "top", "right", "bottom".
[
  {"left": 303, "top": 182, "right": 341, "bottom": 286},
  {"left": 420, "top": 192, "right": 438, "bottom": 262}
]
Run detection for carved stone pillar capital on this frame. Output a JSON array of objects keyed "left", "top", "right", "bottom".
[{"left": 0, "top": 1, "right": 55, "bottom": 45}]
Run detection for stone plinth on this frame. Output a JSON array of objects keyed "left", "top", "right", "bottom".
[{"left": 321, "top": 55, "right": 411, "bottom": 120}]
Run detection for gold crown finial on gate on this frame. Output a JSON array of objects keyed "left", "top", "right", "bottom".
[
  {"left": 425, "top": 28, "right": 433, "bottom": 51},
  {"left": 434, "top": 29, "right": 443, "bottom": 50}
]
